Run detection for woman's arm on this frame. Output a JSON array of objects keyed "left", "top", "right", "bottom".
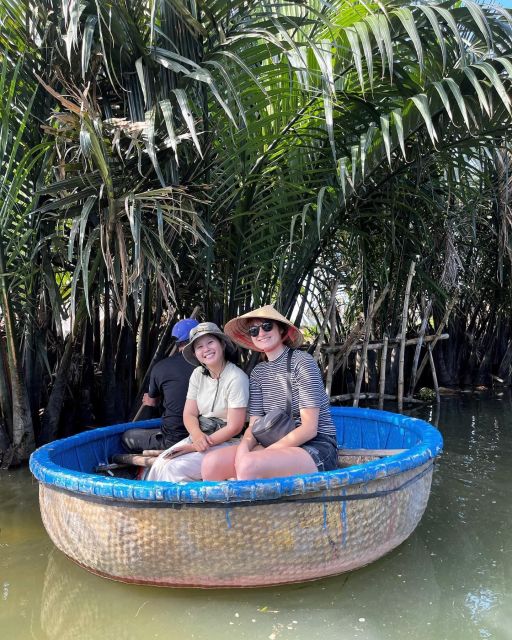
[
  {"left": 266, "top": 353, "right": 322, "bottom": 449},
  {"left": 266, "top": 407, "right": 319, "bottom": 449},
  {"left": 207, "top": 407, "right": 247, "bottom": 446},
  {"left": 183, "top": 398, "right": 212, "bottom": 451},
  {"left": 234, "top": 417, "right": 259, "bottom": 463},
  {"left": 206, "top": 367, "right": 249, "bottom": 446}
]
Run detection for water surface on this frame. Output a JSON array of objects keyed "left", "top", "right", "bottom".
[{"left": 1, "top": 396, "right": 511, "bottom": 639}]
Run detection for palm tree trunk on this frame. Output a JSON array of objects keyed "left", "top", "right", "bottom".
[
  {"left": 294, "top": 271, "right": 312, "bottom": 327},
  {"left": 23, "top": 305, "right": 46, "bottom": 442},
  {"left": 498, "top": 338, "right": 512, "bottom": 382},
  {"left": 40, "top": 253, "right": 101, "bottom": 441},
  {"left": 77, "top": 318, "right": 96, "bottom": 428},
  {"left": 39, "top": 330, "right": 77, "bottom": 443},
  {"left": 135, "top": 275, "right": 151, "bottom": 389},
  {"left": 0, "top": 333, "right": 13, "bottom": 438},
  {"left": 0, "top": 237, "right": 35, "bottom": 461},
  {"left": 102, "top": 277, "right": 118, "bottom": 424},
  {"left": 115, "top": 296, "right": 136, "bottom": 420}
]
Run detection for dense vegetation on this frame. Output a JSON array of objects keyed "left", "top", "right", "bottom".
[{"left": 1, "top": 0, "right": 512, "bottom": 466}]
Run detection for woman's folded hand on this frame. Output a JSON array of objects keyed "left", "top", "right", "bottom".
[{"left": 191, "top": 433, "right": 213, "bottom": 452}]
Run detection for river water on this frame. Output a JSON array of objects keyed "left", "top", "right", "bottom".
[{"left": 1, "top": 396, "right": 511, "bottom": 640}]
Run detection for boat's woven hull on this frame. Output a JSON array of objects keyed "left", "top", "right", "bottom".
[{"left": 39, "top": 460, "right": 433, "bottom": 588}]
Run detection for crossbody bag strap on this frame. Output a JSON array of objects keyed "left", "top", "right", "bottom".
[{"left": 285, "top": 348, "right": 293, "bottom": 416}]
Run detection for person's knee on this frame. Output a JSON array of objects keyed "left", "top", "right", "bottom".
[
  {"left": 170, "top": 455, "right": 202, "bottom": 482},
  {"left": 170, "top": 458, "right": 187, "bottom": 476},
  {"left": 235, "top": 455, "right": 260, "bottom": 480},
  {"left": 202, "top": 449, "right": 233, "bottom": 481},
  {"left": 201, "top": 453, "right": 218, "bottom": 480},
  {"left": 121, "top": 430, "right": 135, "bottom": 451}
]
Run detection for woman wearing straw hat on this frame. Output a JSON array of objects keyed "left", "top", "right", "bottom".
[
  {"left": 201, "top": 306, "right": 338, "bottom": 481},
  {"left": 146, "top": 322, "right": 249, "bottom": 483}
]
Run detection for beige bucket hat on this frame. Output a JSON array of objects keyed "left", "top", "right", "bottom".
[
  {"left": 224, "top": 305, "right": 303, "bottom": 352},
  {"left": 182, "top": 322, "right": 237, "bottom": 366}
]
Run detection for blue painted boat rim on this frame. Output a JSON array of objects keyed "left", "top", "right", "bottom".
[{"left": 29, "top": 407, "right": 443, "bottom": 505}]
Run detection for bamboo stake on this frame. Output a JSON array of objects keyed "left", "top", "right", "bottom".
[
  {"left": 398, "top": 261, "right": 416, "bottom": 412},
  {"left": 428, "top": 344, "right": 441, "bottom": 403},
  {"left": 333, "top": 283, "right": 390, "bottom": 376},
  {"left": 353, "top": 289, "right": 375, "bottom": 407},
  {"left": 331, "top": 392, "right": 424, "bottom": 405},
  {"left": 378, "top": 335, "right": 389, "bottom": 409},
  {"left": 332, "top": 312, "right": 364, "bottom": 371},
  {"left": 313, "top": 280, "right": 339, "bottom": 363},
  {"left": 409, "top": 299, "right": 433, "bottom": 396},
  {"left": 432, "top": 401, "right": 441, "bottom": 427},
  {"left": 325, "top": 300, "right": 337, "bottom": 396},
  {"left": 323, "top": 332, "right": 449, "bottom": 353},
  {"left": 412, "top": 295, "right": 456, "bottom": 394}
]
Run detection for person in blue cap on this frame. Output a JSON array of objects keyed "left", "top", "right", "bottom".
[{"left": 121, "top": 318, "right": 199, "bottom": 452}]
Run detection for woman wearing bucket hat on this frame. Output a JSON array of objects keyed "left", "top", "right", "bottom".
[
  {"left": 201, "top": 306, "right": 338, "bottom": 481},
  {"left": 146, "top": 322, "right": 249, "bottom": 483}
]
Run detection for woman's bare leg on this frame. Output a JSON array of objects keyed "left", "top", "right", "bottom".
[
  {"left": 202, "top": 445, "right": 238, "bottom": 480},
  {"left": 235, "top": 447, "right": 317, "bottom": 480}
]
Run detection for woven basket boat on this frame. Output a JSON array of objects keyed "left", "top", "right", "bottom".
[{"left": 29, "top": 407, "right": 443, "bottom": 588}]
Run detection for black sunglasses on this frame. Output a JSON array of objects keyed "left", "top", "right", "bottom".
[{"left": 248, "top": 320, "right": 274, "bottom": 337}]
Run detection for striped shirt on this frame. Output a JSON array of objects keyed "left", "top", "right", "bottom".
[{"left": 249, "top": 347, "right": 336, "bottom": 438}]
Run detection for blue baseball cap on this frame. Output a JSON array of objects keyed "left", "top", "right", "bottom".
[{"left": 171, "top": 318, "right": 199, "bottom": 343}]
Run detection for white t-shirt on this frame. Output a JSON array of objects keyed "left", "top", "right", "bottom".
[{"left": 186, "top": 362, "right": 249, "bottom": 420}]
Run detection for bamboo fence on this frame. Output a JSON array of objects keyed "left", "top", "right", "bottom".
[{"left": 314, "top": 262, "right": 454, "bottom": 409}]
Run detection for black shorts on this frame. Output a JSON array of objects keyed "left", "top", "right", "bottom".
[
  {"left": 301, "top": 434, "right": 338, "bottom": 472},
  {"left": 121, "top": 427, "right": 186, "bottom": 453}
]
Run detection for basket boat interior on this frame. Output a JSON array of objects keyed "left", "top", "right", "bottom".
[{"left": 30, "top": 407, "right": 443, "bottom": 505}]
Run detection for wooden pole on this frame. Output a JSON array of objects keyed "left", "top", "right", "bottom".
[
  {"left": 353, "top": 289, "right": 375, "bottom": 407},
  {"left": 331, "top": 392, "right": 424, "bottom": 404},
  {"left": 428, "top": 344, "right": 441, "bottom": 403},
  {"left": 378, "top": 335, "right": 389, "bottom": 409},
  {"left": 432, "top": 400, "right": 441, "bottom": 426},
  {"left": 398, "top": 261, "right": 416, "bottom": 412},
  {"left": 333, "top": 283, "right": 390, "bottom": 376},
  {"left": 325, "top": 301, "right": 337, "bottom": 396},
  {"left": 412, "top": 295, "right": 456, "bottom": 393},
  {"left": 313, "top": 280, "right": 339, "bottom": 363},
  {"left": 408, "top": 299, "right": 433, "bottom": 396},
  {"left": 332, "top": 312, "right": 364, "bottom": 373},
  {"left": 323, "top": 332, "right": 449, "bottom": 354}
]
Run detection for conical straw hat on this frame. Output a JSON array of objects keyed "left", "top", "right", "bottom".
[{"left": 224, "top": 305, "right": 303, "bottom": 351}]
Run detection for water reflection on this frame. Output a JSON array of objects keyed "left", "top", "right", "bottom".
[
  {"left": 38, "top": 533, "right": 441, "bottom": 640},
  {"left": 414, "top": 395, "right": 512, "bottom": 640},
  {"left": 465, "top": 587, "right": 497, "bottom": 621}
]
